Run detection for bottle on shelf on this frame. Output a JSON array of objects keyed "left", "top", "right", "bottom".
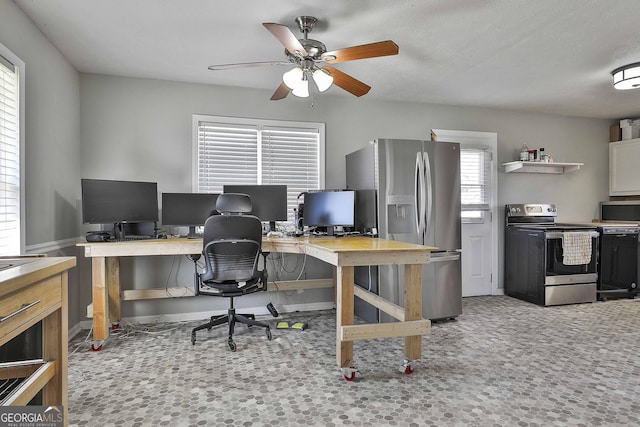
[{"left": 519, "top": 143, "right": 529, "bottom": 161}]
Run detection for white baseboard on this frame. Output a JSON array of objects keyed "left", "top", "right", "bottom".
[{"left": 69, "top": 301, "right": 335, "bottom": 340}]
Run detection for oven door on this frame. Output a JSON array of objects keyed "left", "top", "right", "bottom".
[{"left": 544, "top": 231, "right": 598, "bottom": 284}]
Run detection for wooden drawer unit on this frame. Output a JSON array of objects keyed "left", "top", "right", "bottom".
[{"left": 0, "top": 256, "right": 75, "bottom": 426}]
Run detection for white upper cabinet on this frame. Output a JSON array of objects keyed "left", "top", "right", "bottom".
[{"left": 610, "top": 138, "right": 640, "bottom": 196}]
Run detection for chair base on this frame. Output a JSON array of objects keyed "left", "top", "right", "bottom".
[{"left": 191, "top": 307, "right": 272, "bottom": 351}]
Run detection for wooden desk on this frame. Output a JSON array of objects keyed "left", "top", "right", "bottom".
[
  {"left": 0, "top": 256, "right": 76, "bottom": 425},
  {"left": 78, "top": 237, "right": 434, "bottom": 376}
]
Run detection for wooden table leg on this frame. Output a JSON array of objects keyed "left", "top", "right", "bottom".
[
  {"left": 107, "top": 257, "right": 120, "bottom": 324},
  {"left": 92, "top": 257, "right": 109, "bottom": 342},
  {"left": 42, "top": 271, "right": 68, "bottom": 423},
  {"left": 403, "top": 263, "right": 423, "bottom": 360},
  {"left": 336, "top": 265, "right": 354, "bottom": 368}
]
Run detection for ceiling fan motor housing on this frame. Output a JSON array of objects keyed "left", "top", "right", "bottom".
[{"left": 286, "top": 38, "right": 327, "bottom": 62}]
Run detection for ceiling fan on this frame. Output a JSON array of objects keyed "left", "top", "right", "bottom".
[{"left": 208, "top": 16, "right": 399, "bottom": 100}]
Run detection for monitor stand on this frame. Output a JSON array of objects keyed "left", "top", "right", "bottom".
[
  {"left": 325, "top": 226, "right": 337, "bottom": 238},
  {"left": 187, "top": 226, "right": 201, "bottom": 239},
  {"left": 269, "top": 221, "right": 277, "bottom": 233},
  {"left": 113, "top": 222, "right": 125, "bottom": 240}
]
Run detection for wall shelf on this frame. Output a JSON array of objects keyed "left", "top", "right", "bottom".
[{"left": 502, "top": 161, "right": 583, "bottom": 174}]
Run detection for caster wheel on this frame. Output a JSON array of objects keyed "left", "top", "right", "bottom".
[
  {"left": 341, "top": 367, "right": 358, "bottom": 382},
  {"left": 90, "top": 343, "right": 103, "bottom": 352},
  {"left": 191, "top": 335, "right": 196, "bottom": 345},
  {"left": 228, "top": 340, "right": 237, "bottom": 352},
  {"left": 399, "top": 359, "right": 416, "bottom": 374},
  {"left": 266, "top": 328, "right": 272, "bottom": 340}
]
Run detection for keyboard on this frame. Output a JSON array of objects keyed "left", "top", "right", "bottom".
[{"left": 114, "top": 235, "right": 154, "bottom": 242}]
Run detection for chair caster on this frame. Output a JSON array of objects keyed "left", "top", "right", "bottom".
[
  {"left": 191, "top": 333, "right": 196, "bottom": 345},
  {"left": 266, "top": 327, "right": 272, "bottom": 340},
  {"left": 228, "top": 339, "right": 237, "bottom": 352}
]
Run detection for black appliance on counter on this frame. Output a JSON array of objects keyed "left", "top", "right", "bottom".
[
  {"left": 597, "top": 202, "right": 640, "bottom": 299},
  {"left": 504, "top": 204, "right": 599, "bottom": 306}
]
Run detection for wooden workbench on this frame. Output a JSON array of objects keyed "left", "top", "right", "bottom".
[{"left": 78, "top": 236, "right": 435, "bottom": 377}]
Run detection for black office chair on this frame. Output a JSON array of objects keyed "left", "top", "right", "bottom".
[{"left": 191, "top": 193, "right": 272, "bottom": 351}]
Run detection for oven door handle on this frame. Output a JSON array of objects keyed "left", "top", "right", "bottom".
[{"left": 545, "top": 231, "right": 599, "bottom": 239}]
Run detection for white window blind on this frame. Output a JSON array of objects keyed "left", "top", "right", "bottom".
[
  {"left": 194, "top": 116, "right": 324, "bottom": 224},
  {"left": 0, "top": 53, "right": 20, "bottom": 255},
  {"left": 460, "top": 146, "right": 491, "bottom": 221}
]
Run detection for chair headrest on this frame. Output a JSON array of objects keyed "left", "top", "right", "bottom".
[{"left": 216, "top": 193, "right": 252, "bottom": 214}]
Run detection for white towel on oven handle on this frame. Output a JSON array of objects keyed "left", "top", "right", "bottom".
[{"left": 562, "top": 231, "right": 592, "bottom": 265}]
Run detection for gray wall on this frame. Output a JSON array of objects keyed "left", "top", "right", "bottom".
[
  {"left": 0, "top": 0, "right": 84, "bottom": 328},
  {"left": 78, "top": 73, "right": 611, "bottom": 320},
  {"left": 0, "top": 1, "right": 81, "bottom": 244},
  {"left": 2, "top": 1, "right": 613, "bottom": 330}
]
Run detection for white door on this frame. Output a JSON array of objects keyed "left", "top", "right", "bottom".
[{"left": 431, "top": 129, "right": 498, "bottom": 296}]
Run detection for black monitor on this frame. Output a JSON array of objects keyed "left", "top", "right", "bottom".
[
  {"left": 81, "top": 179, "right": 158, "bottom": 238},
  {"left": 223, "top": 185, "right": 287, "bottom": 232},
  {"left": 162, "top": 193, "right": 219, "bottom": 237},
  {"left": 303, "top": 190, "right": 355, "bottom": 236}
]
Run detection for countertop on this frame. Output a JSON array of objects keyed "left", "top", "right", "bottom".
[{"left": 0, "top": 256, "right": 76, "bottom": 298}]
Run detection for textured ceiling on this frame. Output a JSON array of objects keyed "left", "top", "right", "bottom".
[{"left": 14, "top": 0, "right": 640, "bottom": 119}]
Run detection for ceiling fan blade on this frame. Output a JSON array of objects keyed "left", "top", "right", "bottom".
[
  {"left": 322, "top": 40, "right": 399, "bottom": 64},
  {"left": 263, "top": 23, "right": 308, "bottom": 57},
  {"left": 323, "top": 66, "right": 371, "bottom": 97},
  {"left": 270, "top": 82, "right": 291, "bottom": 100},
  {"left": 208, "top": 61, "right": 290, "bottom": 71}
]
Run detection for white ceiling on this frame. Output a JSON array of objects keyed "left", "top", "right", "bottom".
[{"left": 14, "top": 0, "right": 640, "bottom": 119}]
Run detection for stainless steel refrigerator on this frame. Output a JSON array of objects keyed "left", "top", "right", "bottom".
[{"left": 346, "top": 138, "right": 462, "bottom": 321}]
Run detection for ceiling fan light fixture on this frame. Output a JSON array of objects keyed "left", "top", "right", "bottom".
[
  {"left": 612, "top": 62, "right": 640, "bottom": 90},
  {"left": 291, "top": 77, "right": 309, "bottom": 98},
  {"left": 312, "top": 68, "right": 333, "bottom": 92},
  {"left": 283, "top": 67, "right": 304, "bottom": 90}
]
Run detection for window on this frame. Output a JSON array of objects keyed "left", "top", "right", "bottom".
[
  {"left": 0, "top": 45, "right": 22, "bottom": 255},
  {"left": 193, "top": 115, "right": 325, "bottom": 224},
  {"left": 460, "top": 145, "right": 491, "bottom": 223}
]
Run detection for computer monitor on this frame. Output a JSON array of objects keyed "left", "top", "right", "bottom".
[
  {"left": 303, "top": 190, "right": 355, "bottom": 236},
  {"left": 81, "top": 179, "right": 158, "bottom": 238},
  {"left": 222, "top": 185, "right": 287, "bottom": 232},
  {"left": 162, "top": 193, "right": 219, "bottom": 237}
]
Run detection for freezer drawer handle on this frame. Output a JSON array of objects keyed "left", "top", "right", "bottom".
[{"left": 430, "top": 254, "right": 461, "bottom": 262}]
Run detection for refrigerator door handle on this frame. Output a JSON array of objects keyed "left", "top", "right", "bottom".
[
  {"left": 414, "top": 152, "right": 426, "bottom": 235},
  {"left": 423, "top": 151, "right": 433, "bottom": 239}
]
